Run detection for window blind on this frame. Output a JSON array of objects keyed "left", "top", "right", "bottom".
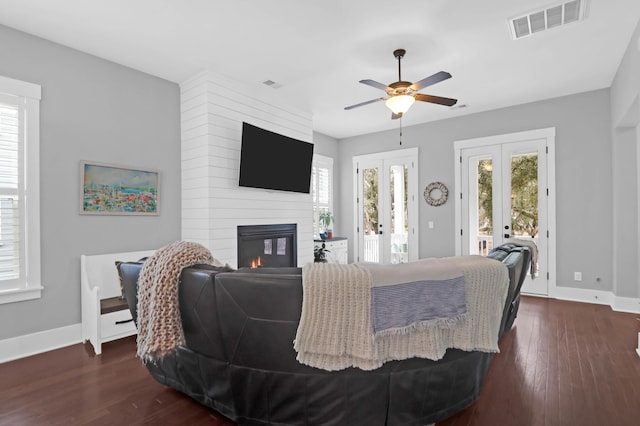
[
  {"left": 317, "top": 166, "right": 330, "bottom": 208},
  {"left": 0, "top": 75, "right": 42, "bottom": 303},
  {"left": 0, "top": 96, "right": 23, "bottom": 282},
  {"left": 311, "top": 155, "right": 333, "bottom": 237}
]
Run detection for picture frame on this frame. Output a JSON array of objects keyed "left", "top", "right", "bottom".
[{"left": 80, "top": 161, "right": 160, "bottom": 216}]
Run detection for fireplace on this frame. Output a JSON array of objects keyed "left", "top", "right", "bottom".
[{"left": 237, "top": 224, "right": 297, "bottom": 268}]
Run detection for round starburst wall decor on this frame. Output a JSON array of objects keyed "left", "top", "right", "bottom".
[{"left": 424, "top": 181, "right": 448, "bottom": 206}]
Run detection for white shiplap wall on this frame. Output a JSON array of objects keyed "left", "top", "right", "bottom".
[{"left": 180, "top": 70, "right": 314, "bottom": 268}]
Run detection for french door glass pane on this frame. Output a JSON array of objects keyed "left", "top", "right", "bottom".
[
  {"left": 509, "top": 152, "right": 538, "bottom": 238},
  {"left": 362, "top": 167, "right": 379, "bottom": 263},
  {"left": 389, "top": 164, "right": 408, "bottom": 263},
  {"left": 509, "top": 151, "right": 539, "bottom": 274},
  {"left": 477, "top": 158, "right": 493, "bottom": 255}
]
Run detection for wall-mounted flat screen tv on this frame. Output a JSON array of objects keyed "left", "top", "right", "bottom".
[{"left": 239, "top": 122, "right": 314, "bottom": 194}]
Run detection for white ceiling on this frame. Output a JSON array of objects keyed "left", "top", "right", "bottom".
[{"left": 0, "top": 0, "right": 638, "bottom": 139}]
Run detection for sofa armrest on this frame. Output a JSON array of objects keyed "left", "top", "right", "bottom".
[{"left": 487, "top": 244, "right": 531, "bottom": 334}]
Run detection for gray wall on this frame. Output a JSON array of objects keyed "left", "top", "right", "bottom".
[
  {"left": 611, "top": 19, "right": 640, "bottom": 299},
  {"left": 0, "top": 25, "right": 181, "bottom": 340},
  {"left": 612, "top": 127, "right": 638, "bottom": 298},
  {"left": 610, "top": 21, "right": 639, "bottom": 128},
  {"left": 338, "top": 89, "right": 613, "bottom": 292}
]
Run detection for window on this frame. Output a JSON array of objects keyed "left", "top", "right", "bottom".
[
  {"left": 311, "top": 154, "right": 333, "bottom": 238},
  {"left": 0, "top": 75, "right": 42, "bottom": 304}
]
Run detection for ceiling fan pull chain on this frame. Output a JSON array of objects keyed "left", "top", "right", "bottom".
[{"left": 399, "top": 117, "right": 403, "bottom": 145}]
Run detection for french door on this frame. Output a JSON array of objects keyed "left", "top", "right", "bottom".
[
  {"left": 353, "top": 148, "right": 419, "bottom": 264},
  {"left": 455, "top": 129, "right": 556, "bottom": 296}
]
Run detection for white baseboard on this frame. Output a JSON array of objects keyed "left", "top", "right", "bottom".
[
  {"left": 612, "top": 295, "right": 640, "bottom": 314},
  {"left": 547, "top": 286, "right": 640, "bottom": 314},
  {"left": 548, "top": 286, "right": 613, "bottom": 306},
  {"left": 0, "top": 323, "right": 82, "bottom": 364}
]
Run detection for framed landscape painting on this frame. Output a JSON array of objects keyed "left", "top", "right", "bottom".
[{"left": 80, "top": 161, "right": 160, "bottom": 215}]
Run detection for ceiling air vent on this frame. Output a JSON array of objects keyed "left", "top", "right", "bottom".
[
  {"left": 509, "top": 0, "right": 587, "bottom": 40},
  {"left": 262, "top": 79, "right": 282, "bottom": 89}
]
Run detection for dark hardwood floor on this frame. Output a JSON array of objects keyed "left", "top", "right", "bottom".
[
  {"left": 440, "top": 296, "right": 640, "bottom": 426},
  {"left": 2, "top": 296, "right": 640, "bottom": 425}
]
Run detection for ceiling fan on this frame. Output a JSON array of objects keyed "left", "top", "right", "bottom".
[{"left": 344, "top": 49, "right": 457, "bottom": 119}]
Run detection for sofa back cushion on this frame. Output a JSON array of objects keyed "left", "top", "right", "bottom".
[
  {"left": 117, "top": 261, "right": 235, "bottom": 361},
  {"left": 213, "top": 271, "right": 311, "bottom": 372}
]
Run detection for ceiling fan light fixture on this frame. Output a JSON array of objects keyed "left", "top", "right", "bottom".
[
  {"left": 344, "top": 49, "right": 456, "bottom": 116},
  {"left": 385, "top": 95, "right": 415, "bottom": 115}
]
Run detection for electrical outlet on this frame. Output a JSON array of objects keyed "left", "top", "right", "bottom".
[{"left": 574, "top": 272, "right": 582, "bottom": 281}]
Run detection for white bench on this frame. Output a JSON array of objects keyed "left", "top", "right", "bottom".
[{"left": 80, "top": 250, "right": 154, "bottom": 355}]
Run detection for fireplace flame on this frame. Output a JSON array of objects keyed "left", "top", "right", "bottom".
[{"left": 250, "top": 256, "right": 262, "bottom": 268}]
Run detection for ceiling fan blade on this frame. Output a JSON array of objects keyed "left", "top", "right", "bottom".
[
  {"left": 391, "top": 112, "right": 402, "bottom": 120},
  {"left": 414, "top": 93, "right": 458, "bottom": 107},
  {"left": 359, "top": 79, "right": 389, "bottom": 91},
  {"left": 410, "top": 71, "right": 452, "bottom": 92},
  {"left": 344, "top": 97, "right": 386, "bottom": 110}
]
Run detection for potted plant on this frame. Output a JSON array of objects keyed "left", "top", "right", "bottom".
[
  {"left": 314, "top": 243, "right": 330, "bottom": 263},
  {"left": 319, "top": 210, "right": 334, "bottom": 239}
]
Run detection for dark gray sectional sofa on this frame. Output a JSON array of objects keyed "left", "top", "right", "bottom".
[{"left": 118, "top": 244, "right": 530, "bottom": 425}]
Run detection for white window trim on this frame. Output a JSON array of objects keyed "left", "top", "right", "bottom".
[{"left": 0, "top": 75, "right": 42, "bottom": 304}]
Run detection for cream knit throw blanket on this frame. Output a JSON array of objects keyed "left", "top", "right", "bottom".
[
  {"left": 505, "top": 238, "right": 538, "bottom": 278},
  {"left": 136, "top": 241, "right": 215, "bottom": 362},
  {"left": 294, "top": 255, "right": 509, "bottom": 371}
]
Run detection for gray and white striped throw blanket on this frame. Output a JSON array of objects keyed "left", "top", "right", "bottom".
[
  {"left": 366, "top": 259, "right": 467, "bottom": 335},
  {"left": 294, "top": 256, "right": 509, "bottom": 371}
]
